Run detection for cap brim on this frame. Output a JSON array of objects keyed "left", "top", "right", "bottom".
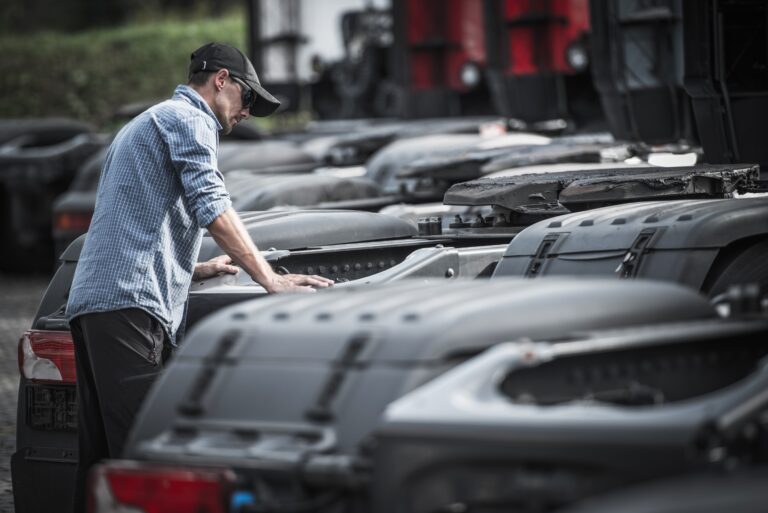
[{"left": 245, "top": 79, "right": 281, "bottom": 117}]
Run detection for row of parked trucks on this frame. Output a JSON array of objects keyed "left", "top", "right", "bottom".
[
  {"left": 7, "top": 0, "right": 768, "bottom": 512},
  {"left": 4, "top": 0, "right": 767, "bottom": 271}
]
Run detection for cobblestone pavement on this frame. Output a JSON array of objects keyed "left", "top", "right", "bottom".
[{"left": 0, "top": 273, "right": 49, "bottom": 513}]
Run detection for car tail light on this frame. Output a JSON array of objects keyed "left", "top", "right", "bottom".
[
  {"left": 54, "top": 211, "right": 92, "bottom": 232},
  {"left": 89, "top": 460, "right": 235, "bottom": 513},
  {"left": 18, "top": 330, "right": 77, "bottom": 383}
]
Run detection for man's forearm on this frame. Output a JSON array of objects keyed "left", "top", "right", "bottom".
[{"left": 206, "top": 208, "right": 276, "bottom": 289}]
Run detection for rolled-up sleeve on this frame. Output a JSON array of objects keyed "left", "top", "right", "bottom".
[{"left": 167, "top": 116, "right": 231, "bottom": 227}]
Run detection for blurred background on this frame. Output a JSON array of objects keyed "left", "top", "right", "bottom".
[
  {"left": 0, "top": 0, "right": 601, "bottom": 128},
  {"left": 0, "top": 0, "right": 249, "bottom": 128},
  {"left": 0, "top": 0, "right": 765, "bottom": 279}
]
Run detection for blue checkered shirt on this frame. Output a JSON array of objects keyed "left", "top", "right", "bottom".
[{"left": 66, "top": 85, "right": 232, "bottom": 343}]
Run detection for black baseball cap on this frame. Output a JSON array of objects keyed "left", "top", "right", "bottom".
[{"left": 189, "top": 42, "right": 281, "bottom": 117}]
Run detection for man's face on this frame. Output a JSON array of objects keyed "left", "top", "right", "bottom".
[{"left": 213, "top": 73, "right": 251, "bottom": 135}]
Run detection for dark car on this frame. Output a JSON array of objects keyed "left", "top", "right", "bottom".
[{"left": 0, "top": 118, "right": 106, "bottom": 272}]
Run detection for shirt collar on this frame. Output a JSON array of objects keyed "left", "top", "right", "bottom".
[{"left": 172, "top": 85, "right": 223, "bottom": 131}]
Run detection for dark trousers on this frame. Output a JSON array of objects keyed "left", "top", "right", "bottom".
[{"left": 70, "top": 308, "right": 172, "bottom": 513}]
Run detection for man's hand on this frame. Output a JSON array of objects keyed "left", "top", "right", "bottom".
[
  {"left": 264, "top": 273, "right": 335, "bottom": 294},
  {"left": 193, "top": 255, "right": 240, "bottom": 281},
  {"left": 206, "top": 208, "right": 335, "bottom": 294}
]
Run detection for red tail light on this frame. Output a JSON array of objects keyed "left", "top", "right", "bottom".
[
  {"left": 54, "top": 211, "right": 92, "bottom": 232},
  {"left": 18, "top": 330, "right": 77, "bottom": 383},
  {"left": 89, "top": 460, "right": 235, "bottom": 513}
]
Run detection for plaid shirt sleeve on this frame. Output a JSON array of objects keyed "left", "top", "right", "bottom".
[
  {"left": 65, "top": 85, "right": 237, "bottom": 344},
  {"left": 167, "top": 116, "right": 232, "bottom": 228}
]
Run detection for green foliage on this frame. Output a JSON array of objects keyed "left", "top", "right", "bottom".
[{"left": 0, "top": 11, "right": 246, "bottom": 127}]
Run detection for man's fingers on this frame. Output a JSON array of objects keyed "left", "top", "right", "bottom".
[
  {"left": 265, "top": 273, "right": 336, "bottom": 294},
  {"left": 305, "top": 275, "right": 333, "bottom": 288},
  {"left": 288, "top": 274, "right": 333, "bottom": 288},
  {"left": 211, "top": 254, "right": 234, "bottom": 265},
  {"left": 270, "top": 283, "right": 316, "bottom": 294},
  {"left": 300, "top": 274, "right": 335, "bottom": 285},
  {"left": 216, "top": 264, "right": 240, "bottom": 275},
  {"left": 194, "top": 261, "right": 239, "bottom": 280},
  {"left": 296, "top": 277, "right": 332, "bottom": 288}
]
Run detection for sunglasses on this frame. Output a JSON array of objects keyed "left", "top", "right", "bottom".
[{"left": 230, "top": 75, "right": 255, "bottom": 110}]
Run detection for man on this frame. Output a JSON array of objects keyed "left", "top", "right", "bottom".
[{"left": 65, "top": 42, "right": 333, "bottom": 511}]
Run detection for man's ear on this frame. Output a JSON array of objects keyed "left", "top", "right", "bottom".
[{"left": 213, "top": 69, "right": 229, "bottom": 91}]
